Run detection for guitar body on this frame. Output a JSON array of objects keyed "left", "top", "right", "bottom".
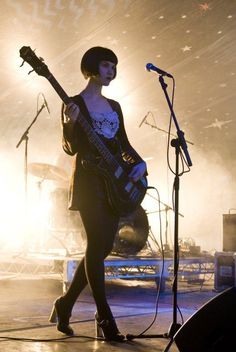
[
  {"left": 86, "top": 155, "right": 147, "bottom": 215},
  {"left": 19, "top": 46, "right": 148, "bottom": 216}
]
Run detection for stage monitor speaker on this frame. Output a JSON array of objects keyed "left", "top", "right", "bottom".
[
  {"left": 174, "top": 286, "right": 236, "bottom": 352},
  {"left": 223, "top": 214, "right": 236, "bottom": 252}
]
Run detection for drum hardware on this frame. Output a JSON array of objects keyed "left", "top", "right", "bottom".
[
  {"left": 48, "top": 188, "right": 83, "bottom": 232},
  {"left": 28, "top": 162, "right": 68, "bottom": 183},
  {"left": 46, "top": 187, "right": 86, "bottom": 254},
  {"left": 146, "top": 192, "right": 184, "bottom": 252},
  {"left": 28, "top": 163, "right": 71, "bottom": 234},
  {"left": 27, "top": 163, "right": 81, "bottom": 254}
]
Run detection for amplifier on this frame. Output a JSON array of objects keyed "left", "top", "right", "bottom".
[
  {"left": 214, "top": 251, "right": 235, "bottom": 291},
  {"left": 223, "top": 214, "right": 236, "bottom": 252}
]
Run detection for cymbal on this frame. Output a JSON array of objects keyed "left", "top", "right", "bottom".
[{"left": 28, "top": 162, "right": 68, "bottom": 182}]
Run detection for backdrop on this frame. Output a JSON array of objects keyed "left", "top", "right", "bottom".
[{"left": 0, "top": 0, "right": 236, "bottom": 253}]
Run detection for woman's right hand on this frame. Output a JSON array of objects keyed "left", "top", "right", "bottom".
[{"left": 64, "top": 102, "right": 80, "bottom": 123}]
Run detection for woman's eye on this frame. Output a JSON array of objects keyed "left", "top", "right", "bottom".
[{"left": 101, "top": 62, "right": 115, "bottom": 70}]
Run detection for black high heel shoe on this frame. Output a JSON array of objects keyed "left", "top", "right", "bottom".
[
  {"left": 95, "top": 312, "right": 125, "bottom": 342},
  {"left": 49, "top": 297, "right": 74, "bottom": 336}
]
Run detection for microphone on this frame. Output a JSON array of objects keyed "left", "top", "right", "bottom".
[
  {"left": 138, "top": 112, "right": 149, "bottom": 128},
  {"left": 41, "top": 93, "right": 50, "bottom": 115},
  {"left": 146, "top": 63, "right": 173, "bottom": 78}
]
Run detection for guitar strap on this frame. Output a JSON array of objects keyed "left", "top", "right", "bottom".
[
  {"left": 71, "top": 94, "right": 120, "bottom": 162},
  {"left": 73, "top": 94, "right": 120, "bottom": 125},
  {"left": 72, "top": 94, "right": 93, "bottom": 125},
  {"left": 72, "top": 94, "right": 121, "bottom": 150}
]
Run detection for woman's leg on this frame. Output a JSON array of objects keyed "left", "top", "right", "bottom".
[
  {"left": 61, "top": 256, "right": 87, "bottom": 312},
  {"left": 62, "top": 199, "right": 119, "bottom": 317},
  {"left": 80, "top": 202, "right": 119, "bottom": 318}
]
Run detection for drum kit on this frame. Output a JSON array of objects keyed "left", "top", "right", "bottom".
[
  {"left": 28, "top": 162, "right": 69, "bottom": 184},
  {"left": 28, "top": 162, "right": 70, "bottom": 227},
  {"left": 27, "top": 162, "right": 155, "bottom": 256}
]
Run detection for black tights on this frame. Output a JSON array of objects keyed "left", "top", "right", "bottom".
[{"left": 62, "top": 198, "right": 119, "bottom": 319}]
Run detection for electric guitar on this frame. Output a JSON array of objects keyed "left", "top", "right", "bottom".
[{"left": 19, "top": 46, "right": 147, "bottom": 215}]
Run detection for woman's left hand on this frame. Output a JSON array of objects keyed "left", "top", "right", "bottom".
[{"left": 128, "top": 161, "right": 147, "bottom": 182}]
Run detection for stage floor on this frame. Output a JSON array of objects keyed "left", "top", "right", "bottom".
[{"left": 0, "top": 274, "right": 219, "bottom": 352}]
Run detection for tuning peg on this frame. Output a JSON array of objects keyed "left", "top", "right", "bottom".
[
  {"left": 20, "top": 60, "right": 25, "bottom": 67},
  {"left": 28, "top": 69, "right": 35, "bottom": 75},
  {"left": 39, "top": 56, "right": 45, "bottom": 62}
]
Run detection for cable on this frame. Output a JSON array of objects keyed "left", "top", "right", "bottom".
[
  {"left": 0, "top": 335, "right": 95, "bottom": 342},
  {"left": 130, "top": 186, "right": 165, "bottom": 337},
  {"left": 166, "top": 77, "right": 190, "bottom": 176},
  {"left": 166, "top": 77, "right": 176, "bottom": 175}
]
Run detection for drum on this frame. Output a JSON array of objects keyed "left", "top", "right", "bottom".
[
  {"left": 112, "top": 206, "right": 149, "bottom": 256},
  {"left": 49, "top": 188, "right": 81, "bottom": 231}
]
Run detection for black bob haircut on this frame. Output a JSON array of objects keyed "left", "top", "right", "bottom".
[{"left": 81, "top": 46, "right": 118, "bottom": 79}]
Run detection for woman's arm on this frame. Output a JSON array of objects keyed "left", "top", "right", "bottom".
[
  {"left": 61, "top": 102, "right": 80, "bottom": 156},
  {"left": 115, "top": 101, "right": 147, "bottom": 181}
]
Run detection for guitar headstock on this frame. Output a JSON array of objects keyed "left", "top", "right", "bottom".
[{"left": 19, "top": 46, "right": 50, "bottom": 78}]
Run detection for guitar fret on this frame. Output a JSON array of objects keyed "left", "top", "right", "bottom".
[{"left": 47, "top": 76, "right": 71, "bottom": 105}]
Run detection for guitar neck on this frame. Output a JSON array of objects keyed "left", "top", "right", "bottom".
[
  {"left": 47, "top": 73, "right": 71, "bottom": 105},
  {"left": 46, "top": 73, "right": 120, "bottom": 169}
]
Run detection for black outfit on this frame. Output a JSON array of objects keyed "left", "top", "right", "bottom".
[{"left": 60, "top": 94, "right": 145, "bottom": 321}]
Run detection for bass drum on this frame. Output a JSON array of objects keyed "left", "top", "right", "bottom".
[{"left": 112, "top": 205, "right": 149, "bottom": 256}]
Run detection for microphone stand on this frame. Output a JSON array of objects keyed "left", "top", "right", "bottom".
[
  {"left": 16, "top": 104, "right": 46, "bottom": 249},
  {"left": 127, "top": 75, "right": 192, "bottom": 350},
  {"left": 144, "top": 120, "right": 194, "bottom": 146}
]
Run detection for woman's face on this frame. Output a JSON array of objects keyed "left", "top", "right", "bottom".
[{"left": 97, "top": 60, "right": 116, "bottom": 86}]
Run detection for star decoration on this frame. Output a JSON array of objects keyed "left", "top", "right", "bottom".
[
  {"left": 182, "top": 45, "right": 192, "bottom": 52},
  {"left": 199, "top": 3, "right": 211, "bottom": 11},
  {"left": 204, "top": 118, "right": 232, "bottom": 129},
  {"left": 106, "top": 37, "right": 118, "bottom": 45},
  {"left": 110, "top": 39, "right": 118, "bottom": 45}
]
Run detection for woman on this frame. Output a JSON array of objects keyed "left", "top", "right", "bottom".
[{"left": 49, "top": 46, "right": 147, "bottom": 341}]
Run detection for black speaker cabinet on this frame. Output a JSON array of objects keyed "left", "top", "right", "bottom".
[
  {"left": 223, "top": 214, "right": 236, "bottom": 252},
  {"left": 174, "top": 287, "right": 236, "bottom": 352}
]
